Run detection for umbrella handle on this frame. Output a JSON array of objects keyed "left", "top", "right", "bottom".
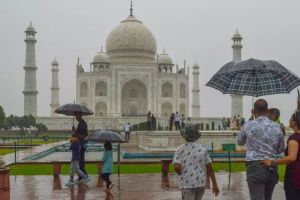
[{"left": 297, "top": 89, "right": 300, "bottom": 110}]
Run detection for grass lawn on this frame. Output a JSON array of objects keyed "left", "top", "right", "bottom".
[
  {"left": 8, "top": 162, "right": 286, "bottom": 181},
  {"left": 0, "top": 149, "right": 16, "bottom": 156}
]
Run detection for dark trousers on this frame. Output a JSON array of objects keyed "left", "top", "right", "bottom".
[
  {"left": 125, "top": 131, "right": 130, "bottom": 141},
  {"left": 284, "top": 171, "right": 300, "bottom": 200},
  {"left": 102, "top": 173, "right": 112, "bottom": 189},
  {"left": 246, "top": 161, "right": 278, "bottom": 200},
  {"left": 78, "top": 144, "right": 87, "bottom": 179},
  {"left": 175, "top": 121, "right": 180, "bottom": 130}
]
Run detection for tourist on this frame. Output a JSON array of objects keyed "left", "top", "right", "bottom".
[
  {"left": 174, "top": 111, "right": 181, "bottom": 130},
  {"left": 261, "top": 111, "right": 300, "bottom": 200},
  {"left": 237, "top": 114, "right": 241, "bottom": 129},
  {"left": 187, "top": 117, "right": 192, "bottom": 123},
  {"left": 65, "top": 134, "right": 90, "bottom": 187},
  {"left": 102, "top": 141, "right": 114, "bottom": 193},
  {"left": 237, "top": 99, "right": 285, "bottom": 200},
  {"left": 173, "top": 123, "right": 220, "bottom": 199},
  {"left": 74, "top": 112, "right": 88, "bottom": 180},
  {"left": 147, "top": 111, "right": 152, "bottom": 130},
  {"left": 181, "top": 114, "right": 185, "bottom": 129},
  {"left": 151, "top": 114, "right": 156, "bottom": 131},
  {"left": 268, "top": 108, "right": 286, "bottom": 136},
  {"left": 222, "top": 117, "right": 227, "bottom": 130},
  {"left": 124, "top": 122, "right": 131, "bottom": 141},
  {"left": 240, "top": 117, "right": 245, "bottom": 127},
  {"left": 230, "top": 116, "right": 238, "bottom": 130},
  {"left": 169, "top": 113, "right": 175, "bottom": 131}
]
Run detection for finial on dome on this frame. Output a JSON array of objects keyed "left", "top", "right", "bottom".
[
  {"left": 77, "top": 57, "right": 80, "bottom": 65},
  {"left": 130, "top": 1, "right": 133, "bottom": 16},
  {"left": 163, "top": 48, "right": 166, "bottom": 54},
  {"left": 101, "top": 45, "right": 103, "bottom": 52}
]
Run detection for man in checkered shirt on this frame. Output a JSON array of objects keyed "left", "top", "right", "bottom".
[{"left": 173, "top": 123, "right": 220, "bottom": 200}]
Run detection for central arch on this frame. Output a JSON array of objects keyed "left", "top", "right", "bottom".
[{"left": 121, "top": 79, "right": 147, "bottom": 116}]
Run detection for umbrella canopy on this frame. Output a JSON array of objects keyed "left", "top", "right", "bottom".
[
  {"left": 55, "top": 103, "right": 94, "bottom": 116},
  {"left": 88, "top": 130, "right": 126, "bottom": 143},
  {"left": 206, "top": 58, "right": 300, "bottom": 97}
]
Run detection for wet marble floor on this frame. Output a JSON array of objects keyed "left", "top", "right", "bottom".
[{"left": 5, "top": 172, "right": 285, "bottom": 200}]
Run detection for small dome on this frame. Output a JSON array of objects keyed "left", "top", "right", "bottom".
[
  {"left": 51, "top": 58, "right": 59, "bottom": 66},
  {"left": 25, "top": 22, "right": 36, "bottom": 33},
  {"left": 157, "top": 53, "right": 173, "bottom": 65},
  {"left": 232, "top": 30, "right": 242, "bottom": 39},
  {"left": 92, "top": 51, "right": 110, "bottom": 64},
  {"left": 106, "top": 15, "right": 157, "bottom": 63}
]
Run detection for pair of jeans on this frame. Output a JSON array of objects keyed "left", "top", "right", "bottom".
[
  {"left": 70, "top": 160, "right": 87, "bottom": 182},
  {"left": 181, "top": 187, "right": 205, "bottom": 200},
  {"left": 78, "top": 143, "right": 87, "bottom": 179},
  {"left": 102, "top": 173, "right": 111, "bottom": 189},
  {"left": 246, "top": 161, "right": 279, "bottom": 200}
]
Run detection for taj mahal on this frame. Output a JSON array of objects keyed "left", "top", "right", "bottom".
[{"left": 22, "top": 4, "right": 244, "bottom": 130}]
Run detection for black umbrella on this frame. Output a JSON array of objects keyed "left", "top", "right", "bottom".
[
  {"left": 88, "top": 130, "right": 126, "bottom": 143},
  {"left": 55, "top": 103, "right": 94, "bottom": 116},
  {"left": 206, "top": 58, "right": 300, "bottom": 97},
  {"left": 87, "top": 130, "right": 126, "bottom": 176}
]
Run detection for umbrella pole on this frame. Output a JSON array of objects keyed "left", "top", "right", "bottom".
[{"left": 118, "top": 142, "right": 120, "bottom": 176}]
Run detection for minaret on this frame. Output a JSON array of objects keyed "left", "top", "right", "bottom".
[
  {"left": 192, "top": 63, "right": 200, "bottom": 117},
  {"left": 231, "top": 30, "right": 243, "bottom": 117},
  {"left": 50, "top": 58, "right": 60, "bottom": 116},
  {"left": 23, "top": 22, "right": 38, "bottom": 117}
]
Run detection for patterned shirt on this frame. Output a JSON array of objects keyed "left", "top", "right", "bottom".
[
  {"left": 173, "top": 142, "right": 211, "bottom": 189},
  {"left": 237, "top": 116, "right": 284, "bottom": 161}
]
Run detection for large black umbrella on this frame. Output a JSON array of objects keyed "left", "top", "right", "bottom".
[
  {"left": 87, "top": 130, "right": 126, "bottom": 176},
  {"left": 206, "top": 58, "right": 300, "bottom": 97},
  {"left": 55, "top": 103, "right": 94, "bottom": 116}
]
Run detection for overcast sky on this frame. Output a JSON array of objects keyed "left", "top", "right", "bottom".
[{"left": 0, "top": 0, "right": 300, "bottom": 124}]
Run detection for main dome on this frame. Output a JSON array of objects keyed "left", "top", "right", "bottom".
[{"left": 106, "top": 15, "right": 157, "bottom": 63}]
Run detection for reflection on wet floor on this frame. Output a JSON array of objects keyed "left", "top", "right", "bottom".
[{"left": 9, "top": 172, "right": 285, "bottom": 200}]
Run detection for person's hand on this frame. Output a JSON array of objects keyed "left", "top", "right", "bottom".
[
  {"left": 260, "top": 160, "right": 272, "bottom": 167},
  {"left": 212, "top": 185, "right": 220, "bottom": 196}
]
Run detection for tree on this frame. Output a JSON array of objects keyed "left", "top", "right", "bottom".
[
  {"left": 36, "top": 123, "right": 48, "bottom": 135},
  {"left": 3, "top": 114, "right": 15, "bottom": 130},
  {"left": 0, "top": 106, "right": 5, "bottom": 129}
]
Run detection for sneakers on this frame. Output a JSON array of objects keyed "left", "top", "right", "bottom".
[
  {"left": 65, "top": 181, "right": 75, "bottom": 187},
  {"left": 83, "top": 176, "right": 91, "bottom": 184}
]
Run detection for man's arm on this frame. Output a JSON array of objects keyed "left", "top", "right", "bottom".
[
  {"left": 173, "top": 146, "right": 182, "bottom": 175},
  {"left": 174, "top": 163, "right": 182, "bottom": 175},
  {"left": 237, "top": 123, "right": 247, "bottom": 145},
  {"left": 276, "top": 130, "right": 285, "bottom": 154},
  {"left": 206, "top": 164, "right": 220, "bottom": 196}
]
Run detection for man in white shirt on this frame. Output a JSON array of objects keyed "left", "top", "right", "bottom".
[
  {"left": 174, "top": 111, "right": 181, "bottom": 130},
  {"left": 124, "top": 123, "right": 131, "bottom": 141}
]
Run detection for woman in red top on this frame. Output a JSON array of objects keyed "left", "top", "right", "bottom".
[{"left": 261, "top": 111, "right": 300, "bottom": 200}]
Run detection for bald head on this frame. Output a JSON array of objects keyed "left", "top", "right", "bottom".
[{"left": 254, "top": 99, "right": 268, "bottom": 115}]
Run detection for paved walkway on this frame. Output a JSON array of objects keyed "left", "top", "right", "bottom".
[{"left": 6, "top": 172, "right": 285, "bottom": 200}]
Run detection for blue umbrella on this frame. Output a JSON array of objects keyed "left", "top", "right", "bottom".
[{"left": 206, "top": 58, "right": 300, "bottom": 97}]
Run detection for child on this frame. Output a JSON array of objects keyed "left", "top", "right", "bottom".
[
  {"left": 65, "top": 134, "right": 90, "bottom": 187},
  {"left": 102, "top": 141, "right": 114, "bottom": 193}
]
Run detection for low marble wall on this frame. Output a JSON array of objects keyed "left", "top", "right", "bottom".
[
  {"left": 136, "top": 131, "right": 243, "bottom": 151},
  {"left": 37, "top": 116, "right": 223, "bottom": 131}
]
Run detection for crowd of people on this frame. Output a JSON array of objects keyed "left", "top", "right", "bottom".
[
  {"left": 222, "top": 115, "right": 246, "bottom": 130},
  {"left": 63, "top": 98, "right": 300, "bottom": 199},
  {"left": 168, "top": 111, "right": 191, "bottom": 131}
]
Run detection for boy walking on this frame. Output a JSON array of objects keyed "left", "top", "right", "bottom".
[
  {"left": 65, "top": 134, "right": 90, "bottom": 187},
  {"left": 173, "top": 123, "right": 219, "bottom": 199}
]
